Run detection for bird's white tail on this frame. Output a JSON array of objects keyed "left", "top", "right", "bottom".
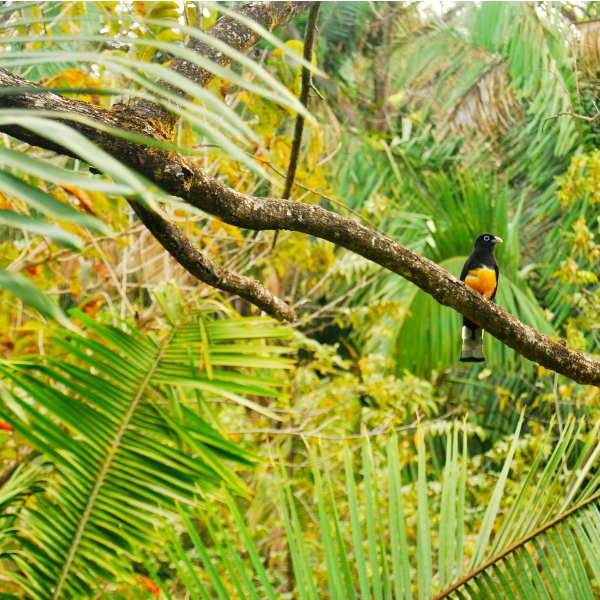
[{"left": 460, "top": 325, "right": 485, "bottom": 362}]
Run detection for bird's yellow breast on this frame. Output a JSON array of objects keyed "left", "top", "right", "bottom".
[{"left": 465, "top": 268, "right": 496, "bottom": 299}]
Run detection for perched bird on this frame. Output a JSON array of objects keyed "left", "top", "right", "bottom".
[{"left": 459, "top": 233, "right": 503, "bottom": 362}]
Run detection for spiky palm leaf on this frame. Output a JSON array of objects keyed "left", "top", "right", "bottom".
[
  {"left": 150, "top": 414, "right": 600, "bottom": 599},
  {"left": 0, "top": 283, "right": 293, "bottom": 600}
]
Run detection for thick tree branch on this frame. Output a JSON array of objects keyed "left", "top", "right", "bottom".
[
  {"left": 137, "top": 1, "right": 317, "bottom": 127},
  {"left": 1, "top": 10, "right": 600, "bottom": 384},
  {"left": 131, "top": 203, "right": 295, "bottom": 321}
]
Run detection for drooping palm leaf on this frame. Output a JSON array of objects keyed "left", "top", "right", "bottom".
[
  {"left": 0, "top": 283, "right": 293, "bottom": 600},
  {"left": 0, "top": 268, "right": 74, "bottom": 331}
]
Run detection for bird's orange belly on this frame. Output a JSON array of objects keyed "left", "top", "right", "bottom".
[{"left": 465, "top": 268, "right": 496, "bottom": 299}]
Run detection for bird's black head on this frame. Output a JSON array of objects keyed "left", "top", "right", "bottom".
[{"left": 473, "top": 233, "right": 503, "bottom": 252}]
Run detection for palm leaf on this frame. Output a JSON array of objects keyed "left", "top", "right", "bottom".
[
  {"left": 0, "top": 267, "right": 74, "bottom": 331},
  {"left": 0, "top": 282, "right": 293, "bottom": 600},
  {"left": 149, "top": 414, "right": 600, "bottom": 599}
]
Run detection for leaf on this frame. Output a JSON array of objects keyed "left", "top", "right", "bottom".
[
  {"left": 0, "top": 282, "right": 289, "bottom": 599},
  {"left": 0, "top": 171, "right": 109, "bottom": 234},
  {"left": 0, "top": 267, "right": 74, "bottom": 330},
  {"left": 0, "top": 208, "right": 83, "bottom": 250},
  {"left": 153, "top": 413, "right": 600, "bottom": 600}
]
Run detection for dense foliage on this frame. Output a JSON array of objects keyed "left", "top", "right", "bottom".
[{"left": 1, "top": 1, "right": 600, "bottom": 598}]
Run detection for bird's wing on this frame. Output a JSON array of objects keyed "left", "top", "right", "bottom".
[
  {"left": 460, "top": 256, "right": 472, "bottom": 282},
  {"left": 490, "top": 260, "right": 499, "bottom": 301}
]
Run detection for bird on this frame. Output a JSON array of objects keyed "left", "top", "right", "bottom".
[{"left": 459, "top": 233, "right": 503, "bottom": 363}]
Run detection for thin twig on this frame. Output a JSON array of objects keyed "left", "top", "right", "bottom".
[
  {"left": 8, "top": 223, "right": 145, "bottom": 272},
  {"left": 272, "top": 2, "right": 321, "bottom": 251},
  {"left": 542, "top": 107, "right": 600, "bottom": 129},
  {"left": 229, "top": 408, "right": 461, "bottom": 440},
  {"left": 535, "top": 68, "right": 600, "bottom": 129},
  {"left": 288, "top": 273, "right": 380, "bottom": 328}
]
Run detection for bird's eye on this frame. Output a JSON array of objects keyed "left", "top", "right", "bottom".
[{"left": 484, "top": 235, "right": 490, "bottom": 241}]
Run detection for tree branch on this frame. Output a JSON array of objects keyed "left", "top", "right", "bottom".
[
  {"left": 131, "top": 203, "right": 295, "bottom": 321},
  {"left": 282, "top": 2, "right": 321, "bottom": 201},
  {"left": 0, "top": 7, "right": 600, "bottom": 385},
  {"left": 0, "top": 2, "right": 314, "bottom": 320},
  {"left": 273, "top": 2, "right": 321, "bottom": 250}
]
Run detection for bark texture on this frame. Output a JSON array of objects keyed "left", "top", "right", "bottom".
[
  {"left": 0, "top": 3, "right": 599, "bottom": 385},
  {"left": 131, "top": 202, "right": 295, "bottom": 320},
  {"left": 137, "top": 1, "right": 317, "bottom": 126}
]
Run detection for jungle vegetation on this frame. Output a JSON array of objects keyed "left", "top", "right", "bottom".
[{"left": 0, "top": 1, "right": 600, "bottom": 598}]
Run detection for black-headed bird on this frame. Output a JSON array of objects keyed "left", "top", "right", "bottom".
[{"left": 459, "top": 233, "right": 503, "bottom": 362}]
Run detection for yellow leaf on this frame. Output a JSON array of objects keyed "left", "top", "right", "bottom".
[
  {"left": 388, "top": 91, "right": 405, "bottom": 107},
  {"left": 81, "top": 297, "right": 103, "bottom": 318},
  {"left": 150, "top": 2, "right": 181, "bottom": 20},
  {"left": 157, "top": 29, "right": 182, "bottom": 43},
  {"left": 69, "top": 274, "right": 82, "bottom": 303},
  {"left": 101, "top": 2, "right": 119, "bottom": 11},
  {"left": 41, "top": 69, "right": 102, "bottom": 104},
  {"left": 478, "top": 368, "right": 492, "bottom": 380},
  {"left": 134, "top": 2, "right": 148, "bottom": 17}
]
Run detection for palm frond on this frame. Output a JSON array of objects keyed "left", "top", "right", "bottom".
[
  {"left": 150, "top": 414, "right": 600, "bottom": 599},
  {"left": 574, "top": 19, "right": 600, "bottom": 79},
  {"left": 0, "top": 267, "right": 74, "bottom": 331},
  {"left": 0, "top": 282, "right": 293, "bottom": 600},
  {"left": 445, "top": 63, "right": 524, "bottom": 136}
]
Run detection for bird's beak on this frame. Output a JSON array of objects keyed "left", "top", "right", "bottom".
[{"left": 493, "top": 236, "right": 503, "bottom": 244}]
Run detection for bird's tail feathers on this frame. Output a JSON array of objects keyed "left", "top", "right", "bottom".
[{"left": 460, "top": 319, "right": 485, "bottom": 363}]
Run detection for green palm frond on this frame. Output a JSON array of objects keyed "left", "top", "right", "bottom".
[
  {"left": 151, "top": 414, "right": 600, "bottom": 599},
  {"left": 0, "top": 459, "right": 46, "bottom": 529},
  {"left": 0, "top": 283, "right": 293, "bottom": 600},
  {"left": 315, "top": 2, "right": 373, "bottom": 59}
]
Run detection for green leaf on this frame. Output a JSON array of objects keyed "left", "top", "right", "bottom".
[
  {"left": 0, "top": 282, "right": 291, "bottom": 599},
  {"left": 0, "top": 267, "right": 73, "bottom": 329},
  {"left": 0, "top": 171, "right": 109, "bottom": 234},
  {"left": 0, "top": 209, "right": 83, "bottom": 250}
]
